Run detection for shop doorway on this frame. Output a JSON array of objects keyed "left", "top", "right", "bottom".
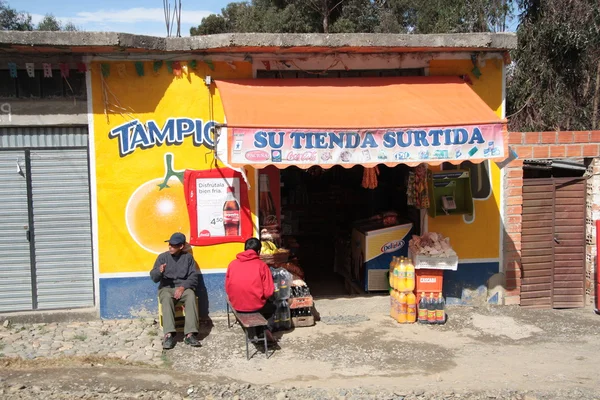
[
  {"left": 521, "top": 177, "right": 586, "bottom": 308},
  {"left": 277, "top": 165, "right": 421, "bottom": 297}
]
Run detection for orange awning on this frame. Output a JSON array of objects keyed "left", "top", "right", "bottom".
[{"left": 215, "top": 77, "right": 508, "bottom": 168}]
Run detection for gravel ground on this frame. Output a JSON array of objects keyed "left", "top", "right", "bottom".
[{"left": 1, "top": 296, "right": 600, "bottom": 399}]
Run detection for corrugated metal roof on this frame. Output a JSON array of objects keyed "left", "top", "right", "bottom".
[{"left": 0, "top": 126, "right": 88, "bottom": 149}]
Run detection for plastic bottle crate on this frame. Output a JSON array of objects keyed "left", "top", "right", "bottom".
[{"left": 415, "top": 269, "right": 444, "bottom": 293}]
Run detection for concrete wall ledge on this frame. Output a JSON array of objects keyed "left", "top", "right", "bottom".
[{"left": 0, "top": 308, "right": 98, "bottom": 325}]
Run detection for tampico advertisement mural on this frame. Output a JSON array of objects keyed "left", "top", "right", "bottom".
[{"left": 91, "top": 60, "right": 253, "bottom": 317}]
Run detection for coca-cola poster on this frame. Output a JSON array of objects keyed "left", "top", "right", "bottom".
[{"left": 183, "top": 168, "right": 251, "bottom": 246}]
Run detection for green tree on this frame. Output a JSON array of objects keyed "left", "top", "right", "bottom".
[
  {"left": 37, "top": 14, "right": 61, "bottom": 31},
  {"left": 507, "top": 0, "right": 600, "bottom": 131},
  {"left": 0, "top": 0, "right": 33, "bottom": 31}
]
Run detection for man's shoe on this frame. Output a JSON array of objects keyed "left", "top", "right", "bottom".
[
  {"left": 184, "top": 334, "right": 201, "bottom": 347},
  {"left": 162, "top": 334, "right": 175, "bottom": 350}
]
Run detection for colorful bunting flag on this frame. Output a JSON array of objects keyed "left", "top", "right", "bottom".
[
  {"left": 227, "top": 61, "right": 237, "bottom": 70},
  {"left": 25, "top": 63, "right": 35, "bottom": 78},
  {"left": 43, "top": 63, "right": 52, "bottom": 78},
  {"left": 262, "top": 61, "right": 271, "bottom": 71},
  {"left": 203, "top": 59, "right": 215, "bottom": 71},
  {"left": 59, "top": 63, "right": 70, "bottom": 78},
  {"left": 166, "top": 61, "right": 173, "bottom": 74},
  {"left": 172, "top": 61, "right": 182, "bottom": 77},
  {"left": 101, "top": 63, "right": 110, "bottom": 78},
  {"left": 190, "top": 60, "right": 197, "bottom": 70},
  {"left": 117, "top": 64, "right": 127, "bottom": 78},
  {"left": 135, "top": 62, "right": 145, "bottom": 77},
  {"left": 8, "top": 63, "right": 17, "bottom": 78},
  {"left": 77, "top": 62, "right": 87, "bottom": 73},
  {"left": 153, "top": 60, "right": 163, "bottom": 73}
]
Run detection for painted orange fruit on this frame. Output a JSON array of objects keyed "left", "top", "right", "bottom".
[{"left": 126, "top": 177, "right": 190, "bottom": 254}]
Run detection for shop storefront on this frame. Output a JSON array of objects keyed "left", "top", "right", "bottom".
[{"left": 81, "top": 34, "right": 516, "bottom": 318}]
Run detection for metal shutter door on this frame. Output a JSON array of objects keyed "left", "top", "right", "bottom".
[
  {"left": 0, "top": 151, "right": 33, "bottom": 311},
  {"left": 30, "top": 149, "right": 94, "bottom": 309}
]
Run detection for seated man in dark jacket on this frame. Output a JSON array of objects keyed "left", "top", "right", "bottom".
[
  {"left": 225, "top": 237, "right": 275, "bottom": 339},
  {"left": 150, "top": 232, "right": 201, "bottom": 349}
]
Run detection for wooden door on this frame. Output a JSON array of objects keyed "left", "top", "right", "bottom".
[{"left": 520, "top": 178, "right": 585, "bottom": 309}]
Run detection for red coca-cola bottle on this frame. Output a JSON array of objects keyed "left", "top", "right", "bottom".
[{"left": 223, "top": 186, "right": 240, "bottom": 236}]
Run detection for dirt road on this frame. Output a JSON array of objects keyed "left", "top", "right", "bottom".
[{"left": 1, "top": 297, "right": 600, "bottom": 399}]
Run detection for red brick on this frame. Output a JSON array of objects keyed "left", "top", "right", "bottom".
[
  {"left": 503, "top": 250, "right": 522, "bottom": 262},
  {"left": 550, "top": 145, "right": 566, "bottom": 157},
  {"left": 506, "top": 186, "right": 523, "bottom": 197},
  {"left": 509, "top": 132, "right": 523, "bottom": 145},
  {"left": 574, "top": 131, "right": 590, "bottom": 143},
  {"left": 504, "top": 296, "right": 521, "bottom": 305},
  {"left": 583, "top": 144, "right": 600, "bottom": 157},
  {"left": 505, "top": 287, "right": 521, "bottom": 296},
  {"left": 540, "top": 131, "right": 557, "bottom": 143},
  {"left": 557, "top": 132, "right": 574, "bottom": 143},
  {"left": 510, "top": 159, "right": 525, "bottom": 168},
  {"left": 566, "top": 145, "right": 582, "bottom": 157},
  {"left": 524, "top": 132, "right": 540, "bottom": 144},
  {"left": 506, "top": 205, "right": 522, "bottom": 215},
  {"left": 504, "top": 241, "right": 522, "bottom": 252},
  {"left": 505, "top": 223, "right": 522, "bottom": 233},
  {"left": 505, "top": 270, "right": 522, "bottom": 280},
  {"left": 505, "top": 279, "right": 521, "bottom": 291},
  {"left": 504, "top": 260, "right": 521, "bottom": 271},
  {"left": 591, "top": 131, "right": 600, "bottom": 142},
  {"left": 514, "top": 146, "right": 533, "bottom": 158},
  {"left": 507, "top": 232, "right": 522, "bottom": 242},
  {"left": 532, "top": 145, "right": 549, "bottom": 158},
  {"left": 507, "top": 168, "right": 523, "bottom": 178},
  {"left": 506, "top": 196, "right": 523, "bottom": 206},
  {"left": 508, "top": 177, "right": 523, "bottom": 187},
  {"left": 505, "top": 215, "right": 522, "bottom": 224}
]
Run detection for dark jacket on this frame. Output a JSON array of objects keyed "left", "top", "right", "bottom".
[
  {"left": 225, "top": 249, "right": 275, "bottom": 312},
  {"left": 150, "top": 251, "right": 198, "bottom": 290}
]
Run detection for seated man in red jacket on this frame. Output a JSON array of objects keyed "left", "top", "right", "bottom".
[{"left": 225, "top": 237, "right": 275, "bottom": 339}]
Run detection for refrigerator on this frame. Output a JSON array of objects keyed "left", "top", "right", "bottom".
[{"left": 351, "top": 221, "right": 413, "bottom": 292}]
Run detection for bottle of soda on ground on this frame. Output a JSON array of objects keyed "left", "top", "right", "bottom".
[
  {"left": 436, "top": 292, "right": 446, "bottom": 324},
  {"left": 418, "top": 292, "right": 428, "bottom": 324},
  {"left": 427, "top": 292, "right": 437, "bottom": 324},
  {"left": 223, "top": 186, "right": 240, "bottom": 236}
]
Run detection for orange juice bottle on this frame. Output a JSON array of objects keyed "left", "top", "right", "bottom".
[
  {"left": 397, "top": 259, "right": 407, "bottom": 292},
  {"left": 392, "top": 261, "right": 400, "bottom": 291},
  {"left": 406, "top": 291, "right": 417, "bottom": 323},
  {"left": 397, "top": 292, "right": 407, "bottom": 323},
  {"left": 388, "top": 257, "right": 396, "bottom": 289},
  {"left": 405, "top": 260, "right": 415, "bottom": 292}
]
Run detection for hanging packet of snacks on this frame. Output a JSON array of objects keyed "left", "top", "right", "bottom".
[{"left": 407, "top": 164, "right": 430, "bottom": 209}]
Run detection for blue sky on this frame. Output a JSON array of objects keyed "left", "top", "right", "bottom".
[
  {"left": 15, "top": 0, "right": 229, "bottom": 37},
  {"left": 15, "top": 1, "right": 518, "bottom": 36}
]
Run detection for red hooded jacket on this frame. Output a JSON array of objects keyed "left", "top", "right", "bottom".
[{"left": 225, "top": 250, "right": 274, "bottom": 312}]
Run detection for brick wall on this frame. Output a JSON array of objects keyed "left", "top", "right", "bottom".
[{"left": 504, "top": 131, "right": 600, "bottom": 306}]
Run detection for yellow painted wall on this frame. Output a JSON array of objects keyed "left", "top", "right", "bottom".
[
  {"left": 428, "top": 59, "right": 503, "bottom": 260},
  {"left": 91, "top": 61, "right": 253, "bottom": 274}
]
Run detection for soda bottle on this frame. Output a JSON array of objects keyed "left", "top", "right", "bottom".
[
  {"left": 406, "top": 291, "right": 417, "bottom": 323},
  {"left": 427, "top": 292, "right": 437, "bottom": 324},
  {"left": 405, "top": 260, "right": 415, "bottom": 292},
  {"left": 223, "top": 186, "right": 240, "bottom": 236},
  {"left": 397, "top": 292, "right": 407, "bottom": 323},
  {"left": 397, "top": 259, "right": 407, "bottom": 292},
  {"left": 418, "top": 292, "right": 428, "bottom": 324},
  {"left": 436, "top": 293, "right": 446, "bottom": 324},
  {"left": 390, "top": 289, "right": 396, "bottom": 319}
]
